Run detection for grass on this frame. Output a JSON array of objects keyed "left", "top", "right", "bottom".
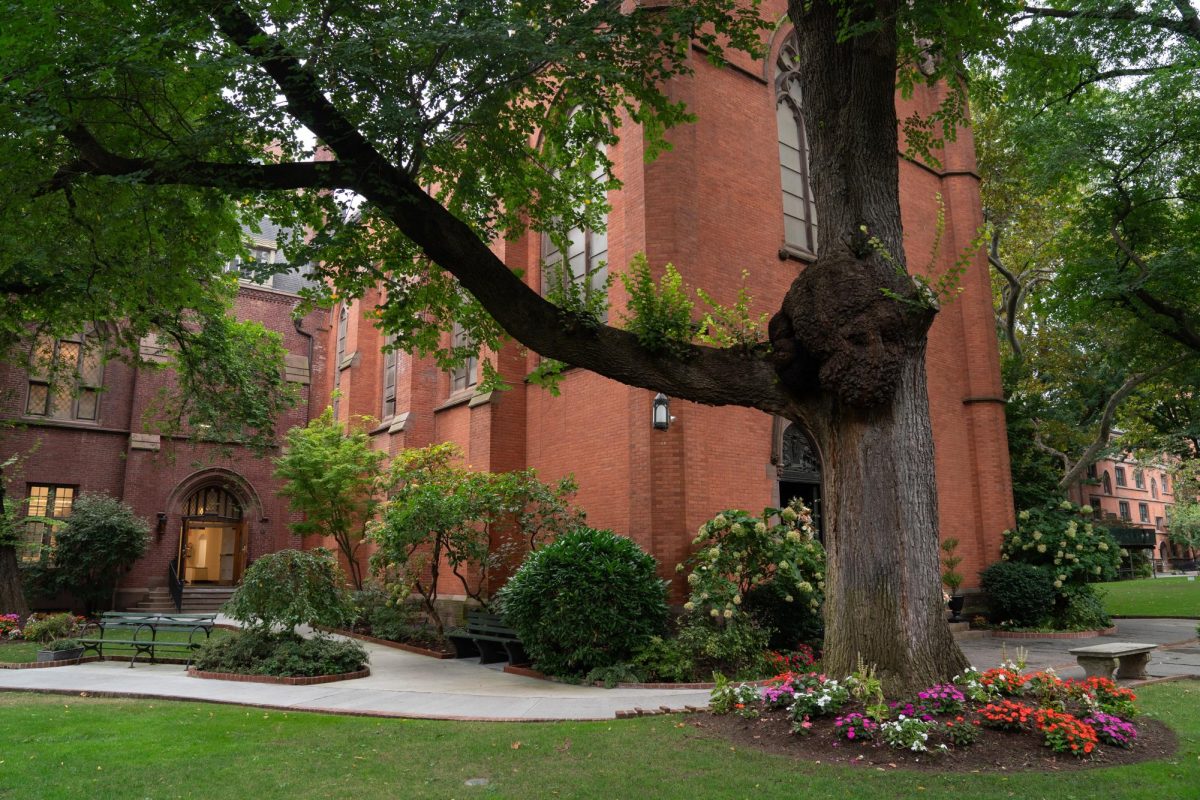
[
  {"left": 1100, "top": 577, "right": 1200, "bottom": 618},
  {"left": 0, "top": 628, "right": 232, "bottom": 664},
  {"left": 0, "top": 681, "right": 1198, "bottom": 799}
]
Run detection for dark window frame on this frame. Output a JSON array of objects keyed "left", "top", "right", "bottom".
[
  {"left": 25, "top": 334, "right": 104, "bottom": 422},
  {"left": 1118, "top": 500, "right": 1131, "bottom": 521},
  {"left": 21, "top": 484, "right": 76, "bottom": 563},
  {"left": 1115, "top": 466, "right": 1127, "bottom": 487}
]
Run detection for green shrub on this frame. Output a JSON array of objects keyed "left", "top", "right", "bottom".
[
  {"left": 680, "top": 501, "right": 825, "bottom": 630},
  {"left": 742, "top": 580, "right": 824, "bottom": 651},
  {"left": 43, "top": 638, "right": 83, "bottom": 652},
  {"left": 223, "top": 548, "right": 354, "bottom": 633},
  {"left": 980, "top": 561, "right": 1056, "bottom": 627},
  {"left": 497, "top": 527, "right": 667, "bottom": 677},
  {"left": 631, "top": 635, "right": 695, "bottom": 683},
  {"left": 1057, "top": 584, "right": 1112, "bottom": 631},
  {"left": 52, "top": 493, "right": 149, "bottom": 613},
  {"left": 673, "top": 614, "right": 774, "bottom": 680},
  {"left": 193, "top": 629, "right": 367, "bottom": 677}
]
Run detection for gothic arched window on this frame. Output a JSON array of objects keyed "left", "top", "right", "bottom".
[{"left": 776, "top": 32, "right": 818, "bottom": 257}]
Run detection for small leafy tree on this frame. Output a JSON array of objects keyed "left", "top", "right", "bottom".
[
  {"left": 941, "top": 538, "right": 964, "bottom": 595},
  {"left": 222, "top": 548, "right": 354, "bottom": 633},
  {"left": 372, "top": 443, "right": 585, "bottom": 633},
  {"left": 274, "top": 407, "right": 394, "bottom": 589},
  {"left": 52, "top": 493, "right": 149, "bottom": 614}
]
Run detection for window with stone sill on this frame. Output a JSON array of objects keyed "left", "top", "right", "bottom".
[
  {"left": 1115, "top": 466, "right": 1127, "bottom": 487},
  {"left": 21, "top": 484, "right": 75, "bottom": 563},
  {"left": 382, "top": 334, "right": 399, "bottom": 419},
  {"left": 25, "top": 334, "right": 103, "bottom": 422},
  {"left": 1118, "top": 500, "right": 1130, "bottom": 521},
  {"left": 333, "top": 304, "right": 349, "bottom": 416},
  {"left": 1139, "top": 502, "right": 1150, "bottom": 523},
  {"left": 1134, "top": 469, "right": 1145, "bottom": 489}
]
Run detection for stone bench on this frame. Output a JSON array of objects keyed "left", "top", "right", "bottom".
[{"left": 1068, "top": 642, "right": 1156, "bottom": 681}]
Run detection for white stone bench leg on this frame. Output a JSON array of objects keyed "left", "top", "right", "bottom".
[
  {"left": 1076, "top": 655, "right": 1118, "bottom": 681},
  {"left": 1116, "top": 652, "right": 1151, "bottom": 680}
]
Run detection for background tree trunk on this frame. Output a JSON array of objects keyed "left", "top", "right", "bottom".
[{"left": 0, "top": 545, "right": 29, "bottom": 620}]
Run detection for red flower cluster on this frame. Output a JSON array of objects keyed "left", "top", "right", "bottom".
[
  {"left": 1067, "top": 676, "right": 1136, "bottom": 703},
  {"left": 1034, "top": 708, "right": 1098, "bottom": 757},
  {"left": 771, "top": 645, "right": 818, "bottom": 671},
  {"left": 979, "top": 700, "right": 1035, "bottom": 730},
  {"left": 979, "top": 667, "right": 1024, "bottom": 695}
]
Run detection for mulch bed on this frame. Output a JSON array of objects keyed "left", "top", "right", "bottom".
[
  {"left": 315, "top": 626, "right": 455, "bottom": 659},
  {"left": 695, "top": 708, "right": 1177, "bottom": 772}
]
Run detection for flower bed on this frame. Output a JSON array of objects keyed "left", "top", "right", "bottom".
[
  {"left": 704, "top": 659, "right": 1174, "bottom": 770},
  {"left": 187, "top": 667, "right": 370, "bottom": 686}
]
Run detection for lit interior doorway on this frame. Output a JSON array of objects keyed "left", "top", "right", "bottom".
[
  {"left": 178, "top": 486, "right": 247, "bottom": 586},
  {"left": 778, "top": 423, "right": 823, "bottom": 541}
]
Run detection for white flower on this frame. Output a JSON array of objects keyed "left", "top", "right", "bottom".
[
  {"left": 1060, "top": 500, "right": 1074, "bottom": 511},
  {"left": 787, "top": 530, "right": 802, "bottom": 542},
  {"left": 1094, "top": 566, "right": 1102, "bottom": 575},
  {"left": 1054, "top": 580, "right": 1062, "bottom": 588},
  {"left": 723, "top": 609, "right": 733, "bottom": 619},
  {"left": 1037, "top": 544, "right": 1047, "bottom": 553},
  {"left": 798, "top": 581, "right": 813, "bottom": 593},
  {"left": 712, "top": 514, "right": 728, "bottom": 529},
  {"left": 683, "top": 602, "right": 695, "bottom": 611},
  {"left": 675, "top": 563, "right": 684, "bottom": 573},
  {"left": 781, "top": 507, "right": 798, "bottom": 522},
  {"left": 817, "top": 581, "right": 825, "bottom": 590},
  {"left": 733, "top": 595, "right": 742, "bottom": 605},
  {"left": 1098, "top": 542, "right": 1109, "bottom": 551},
  {"left": 687, "top": 572, "right": 700, "bottom": 585},
  {"left": 755, "top": 522, "right": 767, "bottom": 534},
  {"left": 784, "top": 595, "right": 794, "bottom": 603},
  {"left": 1019, "top": 510, "right": 1031, "bottom": 521},
  {"left": 1033, "top": 531, "right": 1042, "bottom": 540},
  {"left": 730, "top": 523, "right": 745, "bottom": 535},
  {"left": 1080, "top": 505, "right": 1094, "bottom": 515},
  {"left": 809, "top": 599, "right": 819, "bottom": 609},
  {"left": 1057, "top": 574, "right": 1066, "bottom": 581},
  {"left": 710, "top": 608, "right": 720, "bottom": 617}
]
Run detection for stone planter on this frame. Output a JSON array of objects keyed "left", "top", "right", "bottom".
[{"left": 37, "top": 647, "right": 84, "bottom": 662}]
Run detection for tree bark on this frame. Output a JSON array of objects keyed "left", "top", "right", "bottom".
[
  {"left": 774, "top": 0, "right": 969, "bottom": 691},
  {"left": 0, "top": 545, "right": 29, "bottom": 621}
]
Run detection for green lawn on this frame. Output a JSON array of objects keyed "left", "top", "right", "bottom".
[
  {"left": 1, "top": 681, "right": 1199, "bottom": 799},
  {"left": 0, "top": 628, "right": 232, "bottom": 664},
  {"left": 1100, "top": 577, "right": 1200, "bottom": 618}
]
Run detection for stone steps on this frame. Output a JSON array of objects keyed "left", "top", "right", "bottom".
[{"left": 127, "top": 586, "right": 236, "bottom": 614}]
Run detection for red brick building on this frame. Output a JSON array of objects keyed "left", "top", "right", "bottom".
[
  {"left": 1069, "top": 455, "right": 1195, "bottom": 570},
  {"left": 1, "top": 255, "right": 327, "bottom": 610},
  {"left": 317, "top": 11, "right": 1014, "bottom": 597},
  {"left": 3, "top": 10, "right": 1014, "bottom": 609}
]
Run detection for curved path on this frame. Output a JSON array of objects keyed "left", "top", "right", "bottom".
[{"left": 2, "top": 618, "right": 1195, "bottom": 720}]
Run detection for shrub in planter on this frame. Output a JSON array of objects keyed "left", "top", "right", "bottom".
[
  {"left": 193, "top": 629, "right": 367, "bottom": 677},
  {"left": 497, "top": 527, "right": 667, "bottom": 677},
  {"left": 979, "top": 561, "right": 1055, "bottom": 627},
  {"left": 21, "top": 612, "right": 86, "bottom": 644},
  {"left": 37, "top": 638, "right": 84, "bottom": 661}
]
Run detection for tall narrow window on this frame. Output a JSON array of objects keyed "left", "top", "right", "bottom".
[
  {"left": 22, "top": 484, "right": 75, "bottom": 562},
  {"left": 448, "top": 323, "right": 477, "bottom": 395},
  {"left": 1152, "top": 478, "right": 1158, "bottom": 499},
  {"left": 541, "top": 163, "right": 609, "bottom": 320},
  {"left": 382, "top": 335, "right": 398, "bottom": 419},
  {"left": 776, "top": 31, "right": 818, "bottom": 257},
  {"left": 1118, "top": 500, "right": 1130, "bottom": 521},
  {"left": 1138, "top": 502, "right": 1150, "bottom": 523},
  {"left": 1102, "top": 472, "right": 1112, "bottom": 494},
  {"left": 1163, "top": 475, "right": 1170, "bottom": 493},
  {"left": 1134, "top": 469, "right": 1145, "bottom": 489},
  {"left": 26, "top": 334, "right": 103, "bottom": 421},
  {"left": 332, "top": 304, "right": 349, "bottom": 415},
  {"left": 1115, "top": 466, "right": 1127, "bottom": 487}
]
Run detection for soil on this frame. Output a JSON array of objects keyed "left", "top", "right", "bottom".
[{"left": 695, "top": 707, "right": 1177, "bottom": 773}]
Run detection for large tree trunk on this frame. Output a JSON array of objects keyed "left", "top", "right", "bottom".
[{"left": 773, "top": 0, "right": 969, "bottom": 692}]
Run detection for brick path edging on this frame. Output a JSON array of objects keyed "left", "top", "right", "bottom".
[
  {"left": 0, "top": 656, "right": 102, "bottom": 670},
  {"left": 187, "top": 667, "right": 370, "bottom": 685},
  {"left": 313, "top": 626, "right": 454, "bottom": 659},
  {"left": 990, "top": 625, "right": 1118, "bottom": 640}
]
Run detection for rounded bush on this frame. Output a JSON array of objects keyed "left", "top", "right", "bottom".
[
  {"left": 980, "top": 561, "right": 1056, "bottom": 627},
  {"left": 498, "top": 527, "right": 668, "bottom": 677}
]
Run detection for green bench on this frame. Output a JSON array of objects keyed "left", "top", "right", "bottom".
[
  {"left": 78, "top": 612, "right": 217, "bottom": 667},
  {"left": 447, "top": 610, "right": 528, "bottom": 665}
]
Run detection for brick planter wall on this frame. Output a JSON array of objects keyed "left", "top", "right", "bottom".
[{"left": 186, "top": 667, "right": 370, "bottom": 685}]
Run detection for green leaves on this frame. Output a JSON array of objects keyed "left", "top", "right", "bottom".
[
  {"left": 50, "top": 493, "right": 150, "bottom": 612},
  {"left": 222, "top": 548, "right": 355, "bottom": 632}
]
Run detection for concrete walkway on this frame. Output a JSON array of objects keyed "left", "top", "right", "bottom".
[{"left": 1, "top": 618, "right": 1195, "bottom": 721}]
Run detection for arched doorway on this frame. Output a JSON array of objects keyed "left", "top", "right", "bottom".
[
  {"left": 778, "top": 423, "right": 823, "bottom": 540},
  {"left": 178, "top": 486, "right": 247, "bottom": 586}
]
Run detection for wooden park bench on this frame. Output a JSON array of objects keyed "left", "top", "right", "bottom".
[
  {"left": 78, "top": 612, "right": 217, "bottom": 668},
  {"left": 1068, "top": 642, "right": 1157, "bottom": 681},
  {"left": 447, "top": 610, "right": 528, "bottom": 665}
]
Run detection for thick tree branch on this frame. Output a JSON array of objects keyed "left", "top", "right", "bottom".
[
  {"left": 988, "top": 229, "right": 1025, "bottom": 360},
  {"left": 1056, "top": 363, "right": 1179, "bottom": 490},
  {"left": 204, "top": 0, "right": 794, "bottom": 414},
  {"left": 42, "top": 125, "right": 359, "bottom": 194},
  {"left": 1021, "top": 3, "right": 1200, "bottom": 41},
  {"left": 1111, "top": 211, "right": 1200, "bottom": 353}
]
